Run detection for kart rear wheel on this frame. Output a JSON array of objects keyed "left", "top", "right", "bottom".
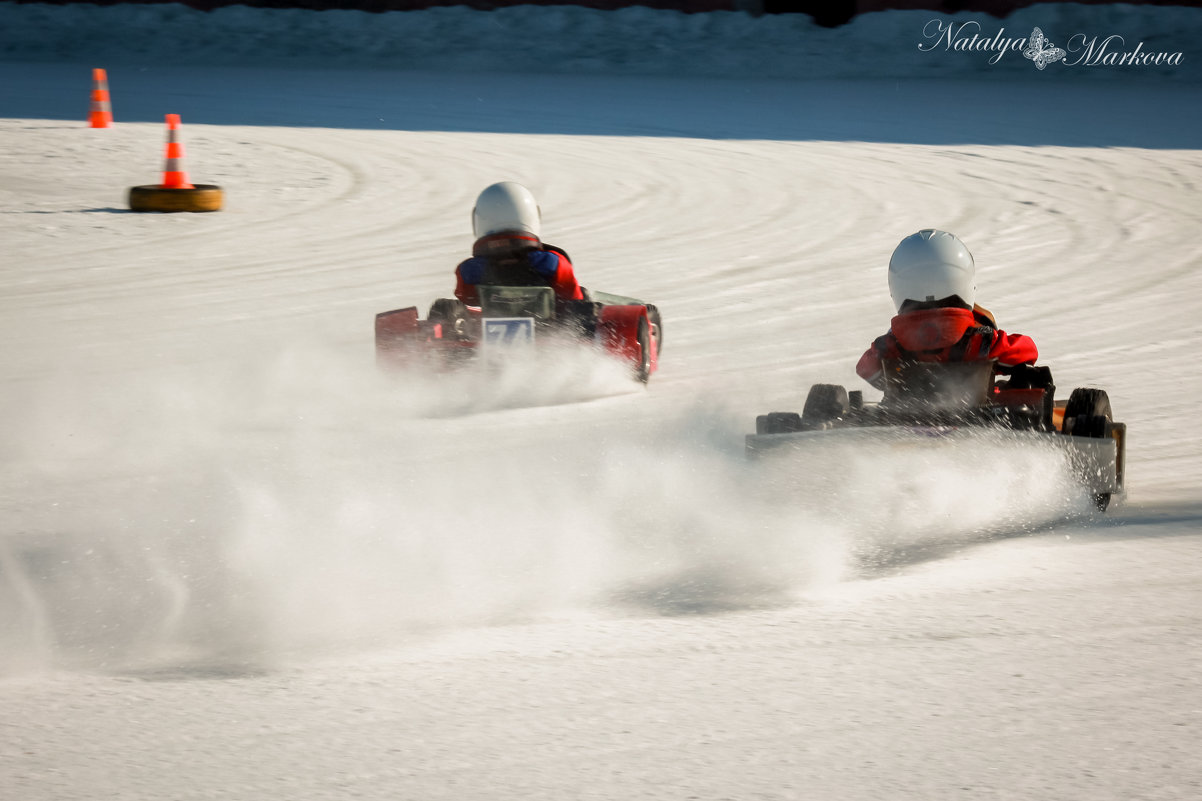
[
  {"left": 1072, "top": 414, "right": 1110, "bottom": 439},
  {"left": 1065, "top": 388, "right": 1113, "bottom": 510},
  {"left": 428, "top": 298, "right": 469, "bottom": 339},
  {"left": 1065, "top": 388, "right": 1111, "bottom": 424},
  {"left": 633, "top": 316, "right": 652, "bottom": 384},
  {"left": 802, "top": 384, "right": 849, "bottom": 425},
  {"left": 646, "top": 305, "right": 663, "bottom": 354}
]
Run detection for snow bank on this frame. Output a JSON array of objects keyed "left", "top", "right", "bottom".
[{"left": 0, "top": 1, "right": 1198, "bottom": 80}]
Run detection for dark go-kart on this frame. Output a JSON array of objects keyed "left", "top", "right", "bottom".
[
  {"left": 746, "top": 360, "right": 1126, "bottom": 510},
  {"left": 375, "top": 285, "right": 663, "bottom": 383}
]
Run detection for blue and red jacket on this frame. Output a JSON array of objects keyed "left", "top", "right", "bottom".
[
  {"left": 455, "top": 232, "right": 583, "bottom": 306},
  {"left": 856, "top": 307, "right": 1038, "bottom": 390}
]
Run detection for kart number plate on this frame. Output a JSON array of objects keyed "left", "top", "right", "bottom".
[{"left": 482, "top": 317, "right": 535, "bottom": 349}]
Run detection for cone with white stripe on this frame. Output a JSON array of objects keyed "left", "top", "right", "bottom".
[
  {"left": 89, "top": 68, "right": 113, "bottom": 128},
  {"left": 160, "top": 114, "right": 193, "bottom": 189},
  {"left": 128, "top": 114, "right": 223, "bottom": 213}
]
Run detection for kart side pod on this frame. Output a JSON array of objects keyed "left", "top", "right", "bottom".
[{"left": 375, "top": 306, "right": 420, "bottom": 369}]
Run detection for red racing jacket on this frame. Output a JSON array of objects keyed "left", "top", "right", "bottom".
[
  {"left": 856, "top": 307, "right": 1038, "bottom": 390},
  {"left": 455, "top": 233, "right": 583, "bottom": 306}
]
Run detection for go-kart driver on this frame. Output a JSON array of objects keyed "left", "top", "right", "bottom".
[
  {"left": 454, "top": 182, "right": 584, "bottom": 306},
  {"left": 856, "top": 229, "right": 1038, "bottom": 390}
]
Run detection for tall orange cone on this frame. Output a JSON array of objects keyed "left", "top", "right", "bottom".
[
  {"left": 160, "top": 114, "right": 194, "bottom": 189},
  {"left": 89, "top": 68, "right": 113, "bottom": 128}
]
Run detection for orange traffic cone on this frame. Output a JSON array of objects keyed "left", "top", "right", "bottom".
[
  {"left": 128, "top": 114, "right": 223, "bottom": 212},
  {"left": 160, "top": 114, "right": 194, "bottom": 189},
  {"left": 89, "top": 68, "right": 113, "bottom": 128}
]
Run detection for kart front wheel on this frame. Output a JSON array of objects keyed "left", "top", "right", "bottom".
[{"left": 756, "top": 412, "right": 803, "bottom": 435}]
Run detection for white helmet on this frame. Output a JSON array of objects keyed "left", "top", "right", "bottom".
[
  {"left": 887, "top": 229, "right": 976, "bottom": 311},
  {"left": 472, "top": 182, "right": 541, "bottom": 239}
]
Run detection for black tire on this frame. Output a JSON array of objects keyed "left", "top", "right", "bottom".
[
  {"left": 1065, "top": 388, "right": 1111, "bottom": 424},
  {"left": 1072, "top": 414, "right": 1110, "bottom": 439},
  {"left": 802, "top": 384, "right": 849, "bottom": 424},
  {"left": 645, "top": 304, "right": 663, "bottom": 354},
  {"left": 756, "top": 412, "right": 803, "bottom": 435},
  {"left": 428, "top": 298, "right": 466, "bottom": 321},
  {"left": 633, "top": 316, "right": 652, "bottom": 384},
  {"left": 1065, "top": 388, "right": 1114, "bottom": 511},
  {"left": 128, "top": 184, "right": 223, "bottom": 213},
  {"left": 428, "top": 298, "right": 469, "bottom": 339}
]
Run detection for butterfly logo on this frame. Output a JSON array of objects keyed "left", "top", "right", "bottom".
[{"left": 1023, "top": 27, "right": 1066, "bottom": 70}]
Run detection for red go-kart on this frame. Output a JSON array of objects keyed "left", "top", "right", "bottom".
[{"left": 375, "top": 285, "right": 663, "bottom": 383}]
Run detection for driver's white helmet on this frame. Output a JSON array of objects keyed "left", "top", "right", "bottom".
[
  {"left": 888, "top": 229, "right": 976, "bottom": 311},
  {"left": 472, "top": 182, "right": 541, "bottom": 239}
]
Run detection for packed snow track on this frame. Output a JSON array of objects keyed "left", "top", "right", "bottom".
[{"left": 2, "top": 60, "right": 1201, "bottom": 801}]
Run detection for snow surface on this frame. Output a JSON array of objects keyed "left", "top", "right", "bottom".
[{"left": 1, "top": 3, "right": 1202, "bottom": 800}]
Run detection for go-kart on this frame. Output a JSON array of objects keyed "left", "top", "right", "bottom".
[
  {"left": 746, "top": 360, "right": 1126, "bottom": 510},
  {"left": 375, "top": 285, "right": 663, "bottom": 383}
]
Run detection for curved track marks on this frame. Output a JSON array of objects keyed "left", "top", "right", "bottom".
[{"left": 3, "top": 114, "right": 1199, "bottom": 490}]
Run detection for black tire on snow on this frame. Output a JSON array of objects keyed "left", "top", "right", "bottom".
[
  {"left": 1064, "top": 388, "right": 1114, "bottom": 511},
  {"left": 756, "top": 412, "right": 803, "bottom": 435},
  {"left": 633, "top": 316, "right": 652, "bottom": 384},
  {"left": 128, "top": 184, "right": 224, "bottom": 213},
  {"left": 802, "top": 383, "right": 849, "bottom": 424},
  {"left": 645, "top": 304, "right": 663, "bottom": 354}
]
